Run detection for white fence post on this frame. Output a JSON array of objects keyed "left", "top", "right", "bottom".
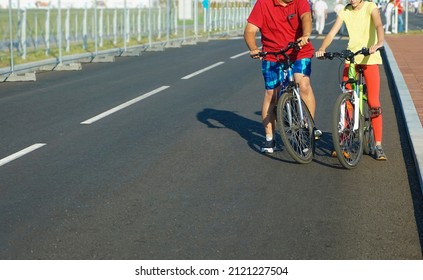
[
  {"left": 45, "top": 8, "right": 50, "bottom": 55},
  {"left": 21, "top": 8, "right": 27, "bottom": 59},
  {"left": 113, "top": 9, "right": 118, "bottom": 45},
  {"left": 393, "top": 7, "right": 398, "bottom": 34},
  {"left": 57, "top": 0, "right": 62, "bottom": 64},
  {"left": 8, "top": 0, "right": 14, "bottom": 72},
  {"left": 99, "top": 8, "right": 104, "bottom": 47},
  {"left": 66, "top": 8, "right": 70, "bottom": 52},
  {"left": 83, "top": 7, "right": 87, "bottom": 50}
]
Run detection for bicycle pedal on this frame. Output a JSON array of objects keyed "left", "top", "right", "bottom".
[
  {"left": 313, "top": 128, "right": 322, "bottom": 140},
  {"left": 331, "top": 150, "right": 350, "bottom": 159},
  {"left": 342, "top": 151, "right": 351, "bottom": 159}
]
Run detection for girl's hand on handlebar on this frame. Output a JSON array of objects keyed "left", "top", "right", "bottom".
[
  {"left": 369, "top": 44, "right": 383, "bottom": 54},
  {"left": 315, "top": 50, "right": 326, "bottom": 59}
]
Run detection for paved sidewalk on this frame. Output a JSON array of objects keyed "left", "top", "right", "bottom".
[{"left": 384, "top": 34, "right": 423, "bottom": 194}]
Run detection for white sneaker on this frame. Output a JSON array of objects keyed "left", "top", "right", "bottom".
[{"left": 261, "top": 139, "right": 276, "bottom": 153}]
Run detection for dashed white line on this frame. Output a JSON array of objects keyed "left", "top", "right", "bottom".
[
  {"left": 0, "top": 143, "right": 46, "bottom": 167},
  {"left": 81, "top": 86, "right": 170, "bottom": 125},
  {"left": 231, "top": 51, "right": 250, "bottom": 59},
  {"left": 181, "top": 62, "right": 225, "bottom": 80}
]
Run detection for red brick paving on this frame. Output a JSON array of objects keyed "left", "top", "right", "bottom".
[{"left": 385, "top": 34, "right": 423, "bottom": 126}]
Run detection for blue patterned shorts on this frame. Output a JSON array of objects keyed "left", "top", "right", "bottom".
[{"left": 261, "top": 58, "right": 312, "bottom": 90}]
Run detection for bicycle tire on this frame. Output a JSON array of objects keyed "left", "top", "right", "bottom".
[
  {"left": 363, "top": 101, "right": 375, "bottom": 155},
  {"left": 332, "top": 92, "right": 363, "bottom": 169},
  {"left": 277, "top": 89, "right": 314, "bottom": 164}
]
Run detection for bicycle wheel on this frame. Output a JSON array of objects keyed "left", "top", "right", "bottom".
[
  {"left": 277, "top": 89, "right": 314, "bottom": 164},
  {"left": 363, "top": 101, "right": 375, "bottom": 155},
  {"left": 332, "top": 92, "right": 363, "bottom": 169}
]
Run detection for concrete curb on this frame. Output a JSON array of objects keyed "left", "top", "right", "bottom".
[{"left": 383, "top": 42, "right": 423, "bottom": 195}]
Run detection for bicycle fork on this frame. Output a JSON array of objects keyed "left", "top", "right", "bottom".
[
  {"left": 339, "top": 87, "right": 363, "bottom": 134},
  {"left": 339, "top": 67, "right": 363, "bottom": 133},
  {"left": 353, "top": 84, "right": 361, "bottom": 131},
  {"left": 293, "top": 86, "right": 306, "bottom": 125},
  {"left": 286, "top": 68, "right": 306, "bottom": 127}
]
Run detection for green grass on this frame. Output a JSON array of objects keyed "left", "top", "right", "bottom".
[{"left": 0, "top": 29, "right": 224, "bottom": 68}]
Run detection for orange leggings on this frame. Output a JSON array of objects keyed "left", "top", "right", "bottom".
[{"left": 343, "top": 64, "right": 382, "bottom": 143}]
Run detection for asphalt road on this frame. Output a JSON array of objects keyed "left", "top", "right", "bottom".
[{"left": 0, "top": 35, "right": 422, "bottom": 259}]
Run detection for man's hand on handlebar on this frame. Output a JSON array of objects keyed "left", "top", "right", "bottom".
[
  {"left": 249, "top": 49, "right": 261, "bottom": 59},
  {"left": 297, "top": 36, "right": 310, "bottom": 49}
]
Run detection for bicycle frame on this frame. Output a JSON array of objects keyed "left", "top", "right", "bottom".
[
  {"left": 341, "top": 63, "right": 365, "bottom": 131},
  {"left": 283, "top": 61, "right": 306, "bottom": 128},
  {"left": 276, "top": 48, "right": 306, "bottom": 127}
]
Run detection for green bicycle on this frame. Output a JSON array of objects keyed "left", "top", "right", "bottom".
[{"left": 322, "top": 47, "right": 382, "bottom": 169}]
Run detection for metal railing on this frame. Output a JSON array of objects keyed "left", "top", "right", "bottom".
[{"left": 0, "top": 0, "right": 251, "bottom": 80}]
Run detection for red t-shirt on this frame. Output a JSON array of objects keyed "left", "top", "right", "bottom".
[
  {"left": 247, "top": 0, "right": 314, "bottom": 62},
  {"left": 395, "top": 0, "right": 403, "bottom": 14}
]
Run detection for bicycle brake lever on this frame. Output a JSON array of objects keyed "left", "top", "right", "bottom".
[
  {"left": 323, "top": 52, "right": 334, "bottom": 60},
  {"left": 341, "top": 49, "right": 353, "bottom": 59},
  {"left": 361, "top": 47, "right": 370, "bottom": 56}
]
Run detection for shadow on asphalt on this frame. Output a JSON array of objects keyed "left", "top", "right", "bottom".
[
  {"left": 196, "top": 108, "right": 264, "bottom": 154},
  {"left": 196, "top": 108, "right": 345, "bottom": 169}
]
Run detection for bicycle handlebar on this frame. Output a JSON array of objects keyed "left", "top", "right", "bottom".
[
  {"left": 322, "top": 47, "right": 384, "bottom": 61},
  {"left": 258, "top": 39, "right": 308, "bottom": 59}
]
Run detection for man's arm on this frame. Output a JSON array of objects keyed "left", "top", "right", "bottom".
[
  {"left": 299, "top": 12, "right": 312, "bottom": 47},
  {"left": 244, "top": 22, "right": 260, "bottom": 58}
]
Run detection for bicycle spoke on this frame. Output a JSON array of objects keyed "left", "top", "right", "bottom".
[
  {"left": 332, "top": 93, "right": 363, "bottom": 168},
  {"left": 278, "top": 93, "right": 313, "bottom": 163}
]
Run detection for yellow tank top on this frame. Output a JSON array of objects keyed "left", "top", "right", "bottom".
[{"left": 338, "top": 2, "right": 382, "bottom": 65}]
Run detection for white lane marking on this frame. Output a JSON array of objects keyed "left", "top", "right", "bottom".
[
  {"left": 181, "top": 62, "right": 225, "bottom": 80},
  {"left": 231, "top": 51, "right": 249, "bottom": 59},
  {"left": 81, "top": 86, "right": 170, "bottom": 125},
  {"left": 231, "top": 45, "right": 262, "bottom": 59},
  {"left": 0, "top": 143, "right": 46, "bottom": 167}
]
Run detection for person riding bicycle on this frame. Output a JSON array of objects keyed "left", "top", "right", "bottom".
[
  {"left": 315, "top": 0, "right": 387, "bottom": 160},
  {"left": 244, "top": 0, "right": 321, "bottom": 154}
]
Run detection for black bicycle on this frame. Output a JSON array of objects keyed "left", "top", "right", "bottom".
[{"left": 259, "top": 42, "right": 315, "bottom": 164}]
